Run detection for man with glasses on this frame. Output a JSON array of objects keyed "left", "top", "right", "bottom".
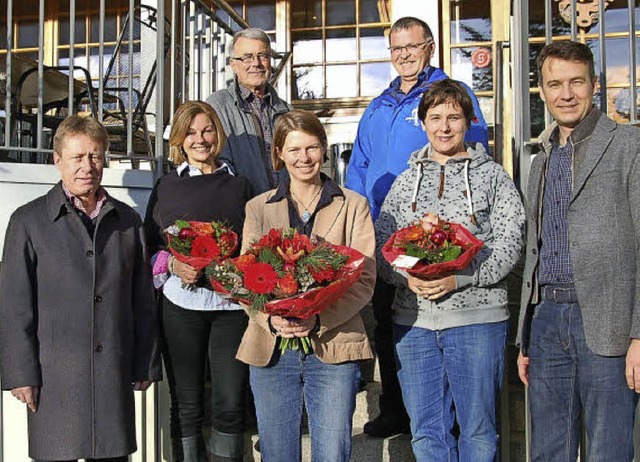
[
  {"left": 346, "top": 16, "right": 489, "bottom": 438},
  {"left": 207, "top": 28, "right": 292, "bottom": 196}
]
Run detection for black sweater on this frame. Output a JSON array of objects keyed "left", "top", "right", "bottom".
[{"left": 143, "top": 168, "right": 252, "bottom": 258}]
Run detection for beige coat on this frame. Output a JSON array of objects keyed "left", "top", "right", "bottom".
[{"left": 236, "top": 186, "right": 375, "bottom": 366}]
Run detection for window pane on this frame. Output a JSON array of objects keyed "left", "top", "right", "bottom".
[
  {"left": 326, "top": 64, "right": 357, "bottom": 97},
  {"left": 360, "top": 0, "right": 384, "bottom": 23},
  {"left": 361, "top": 62, "right": 391, "bottom": 96},
  {"left": 612, "top": 87, "right": 639, "bottom": 122},
  {"left": 327, "top": 0, "right": 355, "bottom": 26},
  {"left": 90, "top": 14, "right": 118, "bottom": 43},
  {"left": 360, "top": 27, "right": 388, "bottom": 60},
  {"left": 530, "top": 92, "right": 546, "bottom": 138},
  {"left": 247, "top": 3, "right": 276, "bottom": 32},
  {"left": 326, "top": 29, "right": 356, "bottom": 62},
  {"left": 449, "top": 2, "right": 491, "bottom": 44},
  {"left": 293, "top": 66, "right": 324, "bottom": 99},
  {"left": 450, "top": 47, "right": 493, "bottom": 92},
  {"left": 0, "top": 23, "right": 6, "bottom": 49},
  {"left": 293, "top": 30, "right": 323, "bottom": 65},
  {"left": 292, "top": 0, "right": 322, "bottom": 28},
  {"left": 17, "top": 20, "right": 39, "bottom": 48},
  {"left": 588, "top": 37, "right": 632, "bottom": 86},
  {"left": 528, "top": 0, "right": 572, "bottom": 37}
]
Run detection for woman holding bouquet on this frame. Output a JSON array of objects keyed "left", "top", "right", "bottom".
[
  {"left": 236, "top": 109, "right": 375, "bottom": 461},
  {"left": 144, "top": 101, "right": 252, "bottom": 462},
  {"left": 376, "top": 79, "right": 525, "bottom": 462}
]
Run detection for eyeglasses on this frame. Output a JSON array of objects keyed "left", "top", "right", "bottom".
[
  {"left": 230, "top": 52, "right": 271, "bottom": 63},
  {"left": 388, "top": 41, "right": 431, "bottom": 55}
]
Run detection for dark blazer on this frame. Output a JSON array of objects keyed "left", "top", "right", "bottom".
[
  {"left": 0, "top": 183, "right": 161, "bottom": 460},
  {"left": 517, "top": 108, "right": 640, "bottom": 357}
]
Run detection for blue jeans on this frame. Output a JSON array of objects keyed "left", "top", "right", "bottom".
[
  {"left": 528, "top": 300, "right": 637, "bottom": 461},
  {"left": 250, "top": 349, "right": 360, "bottom": 462},
  {"left": 394, "top": 321, "right": 507, "bottom": 462}
]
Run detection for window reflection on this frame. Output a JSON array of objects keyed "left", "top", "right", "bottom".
[
  {"left": 292, "top": 0, "right": 322, "bottom": 28},
  {"left": 327, "top": 0, "right": 355, "bottom": 26},
  {"left": 17, "top": 20, "right": 39, "bottom": 48},
  {"left": 360, "top": 28, "right": 388, "bottom": 60},
  {"left": 450, "top": 47, "right": 493, "bottom": 92},
  {"left": 293, "top": 66, "right": 324, "bottom": 100},
  {"left": 361, "top": 62, "right": 391, "bottom": 96},
  {"left": 326, "top": 29, "right": 357, "bottom": 62},
  {"left": 247, "top": 3, "right": 276, "bottom": 32},
  {"left": 326, "top": 64, "right": 357, "bottom": 98},
  {"left": 449, "top": 2, "right": 491, "bottom": 44},
  {"left": 360, "top": 0, "right": 383, "bottom": 23},
  {"left": 292, "top": 31, "right": 323, "bottom": 65}
]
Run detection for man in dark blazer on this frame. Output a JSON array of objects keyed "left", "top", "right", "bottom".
[
  {"left": 516, "top": 41, "right": 640, "bottom": 461},
  {"left": 0, "top": 115, "right": 161, "bottom": 462}
]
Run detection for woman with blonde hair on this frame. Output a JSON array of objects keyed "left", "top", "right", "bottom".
[{"left": 144, "top": 101, "right": 252, "bottom": 462}]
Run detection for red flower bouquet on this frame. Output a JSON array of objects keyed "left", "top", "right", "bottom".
[
  {"left": 165, "top": 220, "right": 238, "bottom": 271},
  {"left": 382, "top": 213, "right": 483, "bottom": 278},
  {"left": 208, "top": 228, "right": 365, "bottom": 353}
]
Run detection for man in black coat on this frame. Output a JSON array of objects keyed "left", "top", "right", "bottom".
[{"left": 0, "top": 115, "right": 161, "bottom": 461}]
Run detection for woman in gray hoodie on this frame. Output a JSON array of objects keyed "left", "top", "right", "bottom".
[{"left": 375, "top": 79, "right": 525, "bottom": 462}]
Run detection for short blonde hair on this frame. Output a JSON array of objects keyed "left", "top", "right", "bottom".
[
  {"left": 168, "top": 101, "right": 227, "bottom": 165},
  {"left": 53, "top": 115, "right": 109, "bottom": 154},
  {"left": 271, "top": 110, "right": 327, "bottom": 171}
]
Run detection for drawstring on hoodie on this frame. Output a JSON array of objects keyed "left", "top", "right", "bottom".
[
  {"left": 463, "top": 159, "right": 477, "bottom": 225},
  {"left": 411, "top": 161, "right": 423, "bottom": 212}
]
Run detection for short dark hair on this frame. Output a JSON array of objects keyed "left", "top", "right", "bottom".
[
  {"left": 537, "top": 41, "right": 596, "bottom": 86},
  {"left": 271, "top": 110, "right": 327, "bottom": 171},
  {"left": 390, "top": 17, "right": 433, "bottom": 42},
  {"left": 53, "top": 115, "right": 109, "bottom": 154},
  {"left": 168, "top": 101, "right": 226, "bottom": 165},
  {"left": 418, "top": 79, "right": 475, "bottom": 127}
]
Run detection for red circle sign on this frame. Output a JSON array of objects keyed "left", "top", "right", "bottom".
[{"left": 471, "top": 48, "right": 492, "bottom": 69}]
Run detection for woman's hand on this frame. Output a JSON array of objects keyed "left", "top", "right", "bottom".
[
  {"left": 271, "top": 316, "right": 317, "bottom": 338},
  {"left": 171, "top": 257, "right": 202, "bottom": 284},
  {"left": 407, "top": 274, "right": 456, "bottom": 300}
]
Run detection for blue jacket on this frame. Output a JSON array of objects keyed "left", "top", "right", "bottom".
[{"left": 345, "top": 66, "right": 489, "bottom": 220}]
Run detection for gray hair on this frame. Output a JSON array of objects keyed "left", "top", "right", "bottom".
[
  {"left": 231, "top": 28, "right": 271, "bottom": 51},
  {"left": 390, "top": 17, "right": 433, "bottom": 41}
]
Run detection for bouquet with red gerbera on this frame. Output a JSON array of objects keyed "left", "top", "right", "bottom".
[
  {"left": 382, "top": 213, "right": 483, "bottom": 278},
  {"left": 165, "top": 220, "right": 238, "bottom": 289},
  {"left": 207, "top": 228, "right": 365, "bottom": 353}
]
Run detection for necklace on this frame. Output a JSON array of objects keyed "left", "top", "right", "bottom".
[{"left": 290, "top": 185, "right": 323, "bottom": 224}]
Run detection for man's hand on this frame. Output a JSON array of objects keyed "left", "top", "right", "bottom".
[
  {"left": 11, "top": 386, "right": 39, "bottom": 412},
  {"left": 133, "top": 381, "right": 153, "bottom": 391},
  {"left": 517, "top": 351, "right": 530, "bottom": 387},
  {"left": 625, "top": 339, "right": 640, "bottom": 392}
]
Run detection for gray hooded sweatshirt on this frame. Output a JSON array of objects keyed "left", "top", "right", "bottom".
[{"left": 375, "top": 142, "right": 525, "bottom": 330}]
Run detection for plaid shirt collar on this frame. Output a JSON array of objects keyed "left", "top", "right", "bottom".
[
  {"left": 61, "top": 183, "right": 107, "bottom": 219},
  {"left": 237, "top": 81, "right": 272, "bottom": 108}
]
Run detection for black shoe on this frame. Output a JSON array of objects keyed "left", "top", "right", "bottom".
[{"left": 363, "top": 414, "right": 410, "bottom": 438}]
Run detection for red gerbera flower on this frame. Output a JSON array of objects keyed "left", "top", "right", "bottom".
[
  {"left": 243, "top": 262, "right": 278, "bottom": 294},
  {"left": 191, "top": 235, "right": 221, "bottom": 259},
  {"left": 277, "top": 273, "right": 299, "bottom": 296}
]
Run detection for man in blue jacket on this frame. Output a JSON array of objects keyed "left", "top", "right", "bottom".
[{"left": 346, "top": 16, "right": 489, "bottom": 438}]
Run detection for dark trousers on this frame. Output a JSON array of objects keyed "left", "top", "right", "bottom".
[
  {"left": 162, "top": 297, "right": 249, "bottom": 440},
  {"left": 372, "top": 278, "right": 408, "bottom": 420}
]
